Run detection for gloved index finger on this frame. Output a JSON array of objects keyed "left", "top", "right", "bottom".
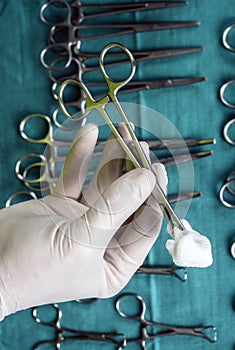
[
  {"left": 54, "top": 123, "right": 98, "bottom": 200},
  {"left": 82, "top": 123, "right": 134, "bottom": 207}
]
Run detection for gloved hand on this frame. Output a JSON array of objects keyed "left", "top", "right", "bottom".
[{"left": 0, "top": 123, "right": 167, "bottom": 321}]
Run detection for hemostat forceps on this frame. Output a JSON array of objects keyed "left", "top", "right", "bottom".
[
  {"left": 58, "top": 42, "right": 195, "bottom": 233},
  {"left": 115, "top": 293, "right": 217, "bottom": 349},
  {"left": 40, "top": 0, "right": 187, "bottom": 27},
  {"left": 32, "top": 303, "right": 126, "bottom": 349}
]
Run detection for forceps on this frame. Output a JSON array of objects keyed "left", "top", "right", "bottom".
[
  {"left": 17, "top": 137, "right": 213, "bottom": 193},
  {"left": 41, "top": 0, "right": 187, "bottom": 27},
  {"left": 15, "top": 153, "right": 57, "bottom": 193},
  {"left": 58, "top": 42, "right": 206, "bottom": 233},
  {"left": 32, "top": 303, "right": 126, "bottom": 349},
  {"left": 5, "top": 190, "right": 37, "bottom": 207},
  {"left": 222, "top": 117, "right": 235, "bottom": 145},
  {"left": 219, "top": 170, "right": 235, "bottom": 208},
  {"left": 220, "top": 23, "right": 235, "bottom": 108},
  {"left": 43, "top": 45, "right": 203, "bottom": 74},
  {"left": 19, "top": 113, "right": 74, "bottom": 165},
  {"left": 42, "top": 19, "right": 200, "bottom": 70},
  {"left": 115, "top": 293, "right": 217, "bottom": 349}
]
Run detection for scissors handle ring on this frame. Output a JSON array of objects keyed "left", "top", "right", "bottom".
[
  {"left": 222, "top": 23, "right": 235, "bottom": 52},
  {"left": 223, "top": 118, "right": 235, "bottom": 145},
  {"left": 99, "top": 42, "right": 136, "bottom": 91},
  {"left": 220, "top": 80, "right": 235, "bottom": 109},
  {"left": 116, "top": 293, "right": 146, "bottom": 320},
  {"left": 219, "top": 178, "right": 235, "bottom": 208}
]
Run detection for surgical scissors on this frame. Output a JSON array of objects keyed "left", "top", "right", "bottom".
[
  {"left": 32, "top": 303, "right": 126, "bottom": 349},
  {"left": 41, "top": 0, "right": 187, "bottom": 27},
  {"left": 58, "top": 42, "right": 206, "bottom": 233},
  {"left": 115, "top": 293, "right": 217, "bottom": 349}
]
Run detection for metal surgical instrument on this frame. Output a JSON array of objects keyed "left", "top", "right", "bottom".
[
  {"left": 223, "top": 117, "right": 235, "bottom": 145},
  {"left": 219, "top": 171, "right": 235, "bottom": 208},
  {"left": 58, "top": 42, "right": 207, "bottom": 233},
  {"left": 42, "top": 19, "right": 200, "bottom": 70},
  {"left": 15, "top": 149, "right": 207, "bottom": 194},
  {"left": 136, "top": 265, "right": 187, "bottom": 282},
  {"left": 231, "top": 241, "right": 235, "bottom": 258},
  {"left": 32, "top": 303, "right": 126, "bottom": 349},
  {"left": 220, "top": 24, "right": 235, "bottom": 108},
  {"left": 222, "top": 23, "right": 235, "bottom": 53},
  {"left": 40, "top": 0, "right": 187, "bottom": 27},
  {"left": 115, "top": 293, "right": 217, "bottom": 349},
  {"left": 43, "top": 45, "right": 203, "bottom": 75},
  {"left": 5, "top": 191, "right": 37, "bottom": 207}
]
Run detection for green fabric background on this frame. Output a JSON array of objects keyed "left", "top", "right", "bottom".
[{"left": 0, "top": 0, "right": 235, "bottom": 349}]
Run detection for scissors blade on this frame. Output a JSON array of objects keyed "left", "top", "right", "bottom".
[{"left": 82, "top": 1, "right": 187, "bottom": 20}]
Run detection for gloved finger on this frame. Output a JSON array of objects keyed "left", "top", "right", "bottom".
[
  {"left": 68, "top": 168, "right": 156, "bottom": 249},
  {"left": 109, "top": 163, "right": 168, "bottom": 265},
  {"left": 82, "top": 123, "right": 133, "bottom": 206},
  {"left": 54, "top": 123, "right": 98, "bottom": 199},
  {"left": 125, "top": 141, "right": 150, "bottom": 172}
]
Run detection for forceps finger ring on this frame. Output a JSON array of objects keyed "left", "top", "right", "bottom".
[
  {"left": 5, "top": 191, "right": 38, "bottom": 207},
  {"left": 219, "top": 178, "right": 235, "bottom": 208},
  {"left": 223, "top": 118, "right": 235, "bottom": 145},
  {"left": 220, "top": 80, "right": 235, "bottom": 109},
  {"left": 230, "top": 241, "right": 235, "bottom": 258},
  {"left": 222, "top": 23, "right": 235, "bottom": 52}
]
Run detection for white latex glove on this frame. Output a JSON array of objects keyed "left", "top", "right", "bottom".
[
  {"left": 0, "top": 123, "right": 167, "bottom": 321},
  {"left": 165, "top": 219, "right": 213, "bottom": 268}
]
